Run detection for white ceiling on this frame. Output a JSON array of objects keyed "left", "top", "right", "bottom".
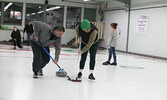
[
  {"left": 61, "top": 0, "right": 111, "bottom": 4},
  {"left": 55, "top": 0, "right": 167, "bottom": 9},
  {"left": 61, "top": 0, "right": 167, "bottom": 5}
]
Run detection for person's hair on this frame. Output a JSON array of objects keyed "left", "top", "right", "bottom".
[
  {"left": 13, "top": 26, "right": 17, "bottom": 29},
  {"left": 13, "top": 26, "right": 18, "bottom": 31},
  {"left": 53, "top": 25, "right": 65, "bottom": 32},
  {"left": 110, "top": 23, "right": 118, "bottom": 29},
  {"left": 28, "top": 20, "right": 31, "bottom": 22}
]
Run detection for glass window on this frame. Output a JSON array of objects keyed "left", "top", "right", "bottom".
[
  {"left": 66, "top": 7, "right": 81, "bottom": 29},
  {"left": 3, "top": 2, "right": 23, "bottom": 25},
  {"left": 46, "top": 5, "right": 64, "bottom": 27},
  {"left": 84, "top": 8, "right": 96, "bottom": 22},
  {"left": 26, "top": 4, "right": 44, "bottom": 24}
]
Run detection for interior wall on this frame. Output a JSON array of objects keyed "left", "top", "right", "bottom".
[
  {"left": 104, "top": 10, "right": 128, "bottom": 51},
  {"left": 0, "top": 30, "right": 14, "bottom": 42},
  {"left": 104, "top": 1, "right": 167, "bottom": 58},
  {"left": 61, "top": 29, "right": 76, "bottom": 44},
  {"left": 128, "top": 6, "right": 167, "bottom": 58}
]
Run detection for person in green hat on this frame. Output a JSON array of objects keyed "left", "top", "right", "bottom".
[{"left": 76, "top": 19, "right": 99, "bottom": 80}]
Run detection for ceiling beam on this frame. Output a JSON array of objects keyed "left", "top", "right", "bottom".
[
  {"left": 115, "top": 0, "right": 131, "bottom": 4},
  {"left": 61, "top": 0, "right": 100, "bottom": 5}
]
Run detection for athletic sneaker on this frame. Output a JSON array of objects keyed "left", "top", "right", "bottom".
[
  {"left": 103, "top": 61, "right": 110, "bottom": 65},
  {"left": 33, "top": 73, "right": 38, "bottom": 78},
  {"left": 77, "top": 72, "right": 82, "bottom": 78},
  {"left": 18, "top": 46, "right": 23, "bottom": 49},
  {"left": 38, "top": 69, "right": 43, "bottom": 76},
  {"left": 88, "top": 73, "right": 95, "bottom": 80},
  {"left": 110, "top": 62, "right": 117, "bottom": 65}
]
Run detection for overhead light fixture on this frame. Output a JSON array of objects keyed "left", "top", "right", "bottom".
[
  {"left": 37, "top": 11, "right": 44, "bottom": 14},
  {"left": 4, "top": 3, "right": 13, "bottom": 12},
  {"left": 46, "top": 6, "right": 61, "bottom": 11},
  {"left": 31, "top": 13, "right": 36, "bottom": 15},
  {"left": 83, "top": 0, "right": 94, "bottom": 1},
  {"left": 26, "top": 14, "right": 30, "bottom": 16}
]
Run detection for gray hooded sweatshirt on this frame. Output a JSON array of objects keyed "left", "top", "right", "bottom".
[{"left": 30, "top": 21, "right": 61, "bottom": 61}]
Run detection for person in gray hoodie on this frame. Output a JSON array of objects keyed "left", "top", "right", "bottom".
[
  {"left": 30, "top": 21, "right": 65, "bottom": 78},
  {"left": 103, "top": 23, "right": 118, "bottom": 65}
]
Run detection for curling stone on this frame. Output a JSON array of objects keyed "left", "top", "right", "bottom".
[{"left": 56, "top": 69, "right": 67, "bottom": 77}]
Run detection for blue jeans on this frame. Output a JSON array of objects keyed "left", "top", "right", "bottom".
[
  {"left": 27, "top": 33, "right": 32, "bottom": 46},
  {"left": 108, "top": 46, "right": 117, "bottom": 63}
]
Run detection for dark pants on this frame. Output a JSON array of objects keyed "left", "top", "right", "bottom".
[
  {"left": 108, "top": 46, "right": 117, "bottom": 63},
  {"left": 80, "top": 42, "right": 99, "bottom": 70},
  {"left": 27, "top": 33, "right": 32, "bottom": 46},
  {"left": 31, "top": 41, "right": 50, "bottom": 74},
  {"left": 13, "top": 38, "right": 22, "bottom": 48}
]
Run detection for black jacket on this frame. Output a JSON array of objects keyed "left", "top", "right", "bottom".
[
  {"left": 78, "top": 23, "right": 98, "bottom": 44},
  {"left": 11, "top": 30, "right": 21, "bottom": 39},
  {"left": 23, "top": 24, "right": 34, "bottom": 34}
]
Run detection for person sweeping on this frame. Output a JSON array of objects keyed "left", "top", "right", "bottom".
[
  {"left": 30, "top": 21, "right": 65, "bottom": 78},
  {"left": 76, "top": 19, "right": 99, "bottom": 80}
]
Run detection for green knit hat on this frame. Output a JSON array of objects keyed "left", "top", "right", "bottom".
[{"left": 81, "top": 19, "right": 90, "bottom": 30}]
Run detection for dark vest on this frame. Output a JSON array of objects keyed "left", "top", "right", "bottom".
[{"left": 78, "top": 23, "right": 98, "bottom": 44}]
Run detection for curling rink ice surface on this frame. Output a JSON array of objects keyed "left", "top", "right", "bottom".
[{"left": 0, "top": 44, "right": 167, "bottom": 100}]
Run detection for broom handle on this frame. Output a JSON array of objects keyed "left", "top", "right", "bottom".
[
  {"left": 42, "top": 47, "right": 61, "bottom": 69},
  {"left": 43, "top": 47, "right": 72, "bottom": 80},
  {"left": 38, "top": 42, "right": 72, "bottom": 80}
]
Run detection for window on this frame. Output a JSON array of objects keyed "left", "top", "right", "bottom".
[
  {"left": 26, "top": 4, "right": 44, "bottom": 24},
  {"left": 46, "top": 5, "right": 64, "bottom": 27},
  {"left": 84, "top": 8, "right": 96, "bottom": 22},
  {"left": 66, "top": 7, "right": 81, "bottom": 29},
  {"left": 3, "top": 2, "right": 23, "bottom": 25}
]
